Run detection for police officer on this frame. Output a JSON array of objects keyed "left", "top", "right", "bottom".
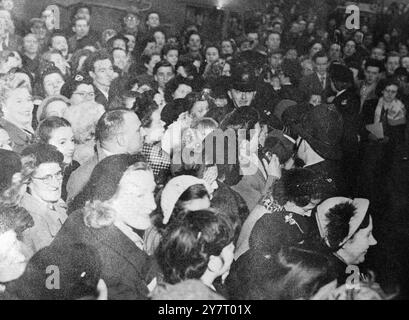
[{"left": 329, "top": 63, "right": 361, "bottom": 196}]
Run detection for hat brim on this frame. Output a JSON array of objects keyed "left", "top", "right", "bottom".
[{"left": 230, "top": 83, "right": 257, "bottom": 92}]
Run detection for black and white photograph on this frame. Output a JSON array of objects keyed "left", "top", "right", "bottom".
[{"left": 0, "top": 0, "right": 409, "bottom": 304}]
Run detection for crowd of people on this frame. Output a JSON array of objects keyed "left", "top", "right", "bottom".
[{"left": 0, "top": 0, "right": 409, "bottom": 300}]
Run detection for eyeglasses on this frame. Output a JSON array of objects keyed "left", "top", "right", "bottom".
[
  {"left": 384, "top": 89, "right": 398, "bottom": 94},
  {"left": 73, "top": 91, "right": 95, "bottom": 98},
  {"left": 32, "top": 171, "right": 63, "bottom": 184}
]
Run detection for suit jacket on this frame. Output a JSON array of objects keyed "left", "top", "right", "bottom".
[
  {"left": 357, "top": 80, "right": 378, "bottom": 113},
  {"left": 360, "top": 98, "right": 378, "bottom": 131},
  {"left": 298, "top": 72, "right": 332, "bottom": 102},
  {"left": 52, "top": 209, "right": 160, "bottom": 300},
  {"left": 94, "top": 87, "right": 109, "bottom": 110},
  {"left": 0, "top": 118, "right": 33, "bottom": 154}
]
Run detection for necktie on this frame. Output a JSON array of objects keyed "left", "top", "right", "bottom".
[{"left": 320, "top": 76, "right": 325, "bottom": 89}]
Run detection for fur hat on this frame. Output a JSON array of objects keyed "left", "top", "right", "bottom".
[{"left": 316, "top": 197, "right": 370, "bottom": 250}]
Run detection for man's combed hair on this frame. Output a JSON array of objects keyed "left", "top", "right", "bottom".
[
  {"left": 95, "top": 109, "right": 129, "bottom": 143},
  {"left": 325, "top": 202, "right": 356, "bottom": 249},
  {"left": 83, "top": 50, "right": 112, "bottom": 74}
]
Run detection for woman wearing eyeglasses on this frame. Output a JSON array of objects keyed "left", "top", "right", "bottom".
[
  {"left": 19, "top": 143, "right": 67, "bottom": 256},
  {"left": 60, "top": 72, "right": 96, "bottom": 106},
  {"left": 359, "top": 78, "right": 407, "bottom": 203}
]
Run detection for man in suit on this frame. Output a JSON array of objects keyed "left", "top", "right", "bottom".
[
  {"left": 298, "top": 51, "right": 332, "bottom": 103},
  {"left": 66, "top": 109, "right": 143, "bottom": 204},
  {"left": 83, "top": 50, "right": 116, "bottom": 109},
  {"left": 329, "top": 63, "right": 361, "bottom": 196},
  {"left": 357, "top": 59, "right": 383, "bottom": 113}
]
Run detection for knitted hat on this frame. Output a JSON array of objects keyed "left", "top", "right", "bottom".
[
  {"left": 0, "top": 149, "right": 21, "bottom": 194},
  {"left": 88, "top": 153, "right": 147, "bottom": 202},
  {"left": 160, "top": 175, "right": 211, "bottom": 225},
  {"left": 316, "top": 197, "right": 370, "bottom": 250},
  {"left": 293, "top": 104, "right": 344, "bottom": 160}
]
